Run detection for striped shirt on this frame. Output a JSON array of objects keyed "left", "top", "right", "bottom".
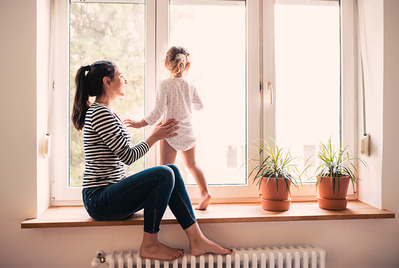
[{"left": 82, "top": 102, "right": 149, "bottom": 188}]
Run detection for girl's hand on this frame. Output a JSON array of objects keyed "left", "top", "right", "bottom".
[
  {"left": 146, "top": 119, "right": 179, "bottom": 148},
  {"left": 124, "top": 119, "right": 148, "bottom": 129}
]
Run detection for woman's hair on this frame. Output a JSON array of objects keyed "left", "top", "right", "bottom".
[
  {"left": 165, "top": 46, "right": 191, "bottom": 76},
  {"left": 71, "top": 60, "right": 117, "bottom": 131}
]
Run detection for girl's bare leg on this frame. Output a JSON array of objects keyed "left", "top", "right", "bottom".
[
  {"left": 185, "top": 222, "right": 233, "bottom": 256},
  {"left": 160, "top": 139, "right": 177, "bottom": 165},
  {"left": 181, "top": 147, "right": 212, "bottom": 210},
  {"left": 140, "top": 232, "right": 184, "bottom": 261}
]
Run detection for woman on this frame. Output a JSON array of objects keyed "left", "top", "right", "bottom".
[{"left": 71, "top": 60, "right": 232, "bottom": 261}]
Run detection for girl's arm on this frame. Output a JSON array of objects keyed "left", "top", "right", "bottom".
[
  {"left": 124, "top": 118, "right": 148, "bottom": 128},
  {"left": 124, "top": 83, "right": 167, "bottom": 128},
  {"left": 143, "top": 84, "right": 168, "bottom": 125},
  {"left": 192, "top": 84, "right": 204, "bottom": 110}
]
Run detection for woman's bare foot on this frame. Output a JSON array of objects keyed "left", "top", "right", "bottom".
[
  {"left": 189, "top": 236, "right": 233, "bottom": 256},
  {"left": 195, "top": 193, "right": 212, "bottom": 210},
  {"left": 140, "top": 232, "right": 184, "bottom": 261},
  {"left": 140, "top": 241, "right": 184, "bottom": 261},
  {"left": 185, "top": 223, "right": 232, "bottom": 256}
]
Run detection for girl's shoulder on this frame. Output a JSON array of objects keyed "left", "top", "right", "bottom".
[{"left": 161, "top": 77, "right": 193, "bottom": 87}]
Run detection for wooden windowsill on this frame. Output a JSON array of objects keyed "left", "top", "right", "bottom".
[{"left": 21, "top": 200, "right": 394, "bottom": 229}]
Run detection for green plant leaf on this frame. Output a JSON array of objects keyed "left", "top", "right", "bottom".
[
  {"left": 314, "top": 137, "right": 367, "bottom": 190},
  {"left": 248, "top": 139, "right": 305, "bottom": 194}
]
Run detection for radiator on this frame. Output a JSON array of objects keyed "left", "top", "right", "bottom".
[{"left": 91, "top": 246, "right": 326, "bottom": 268}]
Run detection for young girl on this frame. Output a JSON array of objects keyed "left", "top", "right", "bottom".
[{"left": 124, "top": 46, "right": 211, "bottom": 210}]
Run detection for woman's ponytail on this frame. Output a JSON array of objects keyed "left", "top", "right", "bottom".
[
  {"left": 71, "top": 61, "right": 117, "bottom": 131},
  {"left": 72, "top": 65, "right": 91, "bottom": 131}
]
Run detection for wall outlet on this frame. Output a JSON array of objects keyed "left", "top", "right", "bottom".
[{"left": 360, "top": 134, "right": 370, "bottom": 156}]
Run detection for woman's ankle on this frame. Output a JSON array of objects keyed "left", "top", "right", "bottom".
[{"left": 140, "top": 232, "right": 184, "bottom": 260}]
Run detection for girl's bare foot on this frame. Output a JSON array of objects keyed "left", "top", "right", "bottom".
[
  {"left": 140, "top": 232, "right": 184, "bottom": 261},
  {"left": 195, "top": 193, "right": 212, "bottom": 210},
  {"left": 189, "top": 236, "right": 233, "bottom": 256}
]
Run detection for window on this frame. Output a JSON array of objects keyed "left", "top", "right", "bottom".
[
  {"left": 274, "top": 0, "right": 341, "bottom": 182},
  {"left": 52, "top": 0, "right": 355, "bottom": 204},
  {"left": 169, "top": 1, "right": 246, "bottom": 186},
  {"left": 152, "top": 0, "right": 261, "bottom": 201},
  {"left": 69, "top": 1, "right": 146, "bottom": 187}
]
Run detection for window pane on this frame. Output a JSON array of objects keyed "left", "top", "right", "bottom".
[
  {"left": 69, "top": 2, "right": 145, "bottom": 187},
  {"left": 274, "top": 1, "right": 340, "bottom": 181},
  {"left": 169, "top": 1, "right": 247, "bottom": 185}
]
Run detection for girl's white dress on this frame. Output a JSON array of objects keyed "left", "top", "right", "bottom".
[{"left": 144, "top": 77, "right": 203, "bottom": 151}]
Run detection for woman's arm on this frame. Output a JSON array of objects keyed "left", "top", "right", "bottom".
[
  {"left": 91, "top": 107, "right": 148, "bottom": 165},
  {"left": 92, "top": 106, "right": 178, "bottom": 165},
  {"left": 145, "top": 119, "right": 179, "bottom": 148}
]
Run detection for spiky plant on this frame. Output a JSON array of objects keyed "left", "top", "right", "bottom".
[
  {"left": 315, "top": 138, "right": 366, "bottom": 193},
  {"left": 249, "top": 140, "right": 302, "bottom": 194}
]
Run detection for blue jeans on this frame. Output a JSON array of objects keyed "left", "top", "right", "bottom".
[{"left": 82, "top": 164, "right": 197, "bottom": 234}]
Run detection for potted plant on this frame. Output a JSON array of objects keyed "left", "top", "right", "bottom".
[
  {"left": 249, "top": 140, "right": 302, "bottom": 211},
  {"left": 314, "top": 138, "right": 366, "bottom": 210}
]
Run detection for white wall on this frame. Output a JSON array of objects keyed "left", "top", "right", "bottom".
[
  {"left": 0, "top": 0, "right": 398, "bottom": 267},
  {"left": 381, "top": 0, "right": 399, "bottom": 212},
  {"left": 357, "top": 0, "right": 384, "bottom": 209},
  {"left": 36, "top": 0, "right": 52, "bottom": 217}
]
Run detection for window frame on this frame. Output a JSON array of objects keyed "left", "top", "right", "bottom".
[
  {"left": 51, "top": 0, "right": 356, "bottom": 205},
  {"left": 163, "top": 0, "right": 261, "bottom": 202},
  {"left": 265, "top": 0, "right": 358, "bottom": 200}
]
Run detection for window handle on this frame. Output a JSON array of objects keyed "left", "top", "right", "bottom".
[{"left": 266, "top": 82, "right": 273, "bottom": 104}]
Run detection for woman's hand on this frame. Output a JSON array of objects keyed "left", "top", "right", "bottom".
[
  {"left": 145, "top": 119, "right": 179, "bottom": 148},
  {"left": 124, "top": 119, "right": 148, "bottom": 129}
]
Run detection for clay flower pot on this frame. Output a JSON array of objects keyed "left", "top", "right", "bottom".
[
  {"left": 317, "top": 176, "right": 350, "bottom": 210},
  {"left": 260, "top": 176, "right": 291, "bottom": 211}
]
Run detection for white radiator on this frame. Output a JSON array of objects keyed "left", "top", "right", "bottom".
[{"left": 92, "top": 246, "right": 326, "bottom": 268}]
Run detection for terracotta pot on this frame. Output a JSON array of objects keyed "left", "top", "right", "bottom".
[
  {"left": 317, "top": 196, "right": 348, "bottom": 210},
  {"left": 317, "top": 176, "right": 350, "bottom": 210},
  {"left": 260, "top": 176, "right": 291, "bottom": 211},
  {"left": 260, "top": 197, "right": 292, "bottom": 211}
]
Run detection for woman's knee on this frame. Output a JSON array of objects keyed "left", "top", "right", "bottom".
[
  {"left": 156, "top": 165, "right": 176, "bottom": 189},
  {"left": 165, "top": 164, "right": 178, "bottom": 172},
  {"left": 165, "top": 164, "right": 184, "bottom": 184},
  {"left": 165, "top": 164, "right": 182, "bottom": 178}
]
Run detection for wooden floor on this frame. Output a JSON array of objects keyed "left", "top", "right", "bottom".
[{"left": 21, "top": 201, "right": 394, "bottom": 229}]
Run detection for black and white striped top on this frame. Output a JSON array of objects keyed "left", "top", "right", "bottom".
[{"left": 83, "top": 102, "right": 149, "bottom": 188}]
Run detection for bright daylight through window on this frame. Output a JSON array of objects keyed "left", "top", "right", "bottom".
[
  {"left": 61, "top": 0, "right": 342, "bottom": 202},
  {"left": 69, "top": 2, "right": 145, "bottom": 187},
  {"left": 274, "top": 1, "right": 341, "bottom": 182},
  {"left": 68, "top": 1, "right": 247, "bottom": 189},
  {"left": 169, "top": 1, "right": 247, "bottom": 186}
]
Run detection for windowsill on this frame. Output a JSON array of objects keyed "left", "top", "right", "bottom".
[{"left": 21, "top": 200, "right": 394, "bottom": 229}]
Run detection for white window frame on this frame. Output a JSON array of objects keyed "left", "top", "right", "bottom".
[
  {"left": 159, "top": 0, "right": 261, "bottom": 203},
  {"left": 51, "top": 0, "right": 356, "bottom": 205},
  {"left": 265, "top": 0, "right": 357, "bottom": 200}
]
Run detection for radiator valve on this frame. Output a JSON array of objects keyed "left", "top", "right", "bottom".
[{"left": 91, "top": 250, "right": 106, "bottom": 267}]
